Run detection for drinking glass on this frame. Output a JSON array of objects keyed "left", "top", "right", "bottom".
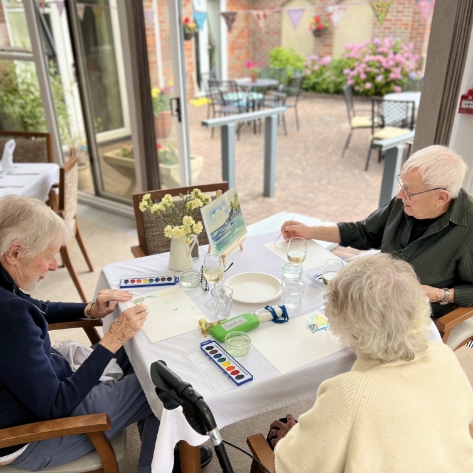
[
  {"left": 281, "top": 279, "right": 305, "bottom": 309},
  {"left": 282, "top": 263, "right": 303, "bottom": 282},
  {"left": 322, "top": 259, "right": 344, "bottom": 286},
  {"left": 211, "top": 286, "right": 233, "bottom": 320},
  {"left": 203, "top": 254, "right": 224, "bottom": 309},
  {"left": 287, "top": 237, "right": 307, "bottom": 266}
]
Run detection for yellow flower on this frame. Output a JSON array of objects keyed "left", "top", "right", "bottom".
[
  {"left": 143, "top": 193, "right": 151, "bottom": 201},
  {"left": 172, "top": 226, "right": 185, "bottom": 238},
  {"left": 190, "top": 198, "right": 203, "bottom": 209},
  {"left": 184, "top": 236, "right": 193, "bottom": 245},
  {"left": 192, "top": 188, "right": 201, "bottom": 198},
  {"left": 150, "top": 204, "right": 161, "bottom": 213},
  {"left": 164, "top": 225, "right": 173, "bottom": 238},
  {"left": 184, "top": 225, "right": 193, "bottom": 235},
  {"left": 202, "top": 194, "right": 211, "bottom": 205},
  {"left": 139, "top": 202, "right": 148, "bottom": 212},
  {"left": 182, "top": 215, "right": 194, "bottom": 226},
  {"left": 151, "top": 88, "right": 160, "bottom": 98},
  {"left": 193, "top": 221, "right": 203, "bottom": 234}
]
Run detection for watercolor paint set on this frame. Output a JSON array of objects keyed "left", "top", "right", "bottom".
[
  {"left": 119, "top": 274, "right": 179, "bottom": 289},
  {"left": 200, "top": 340, "right": 253, "bottom": 387}
]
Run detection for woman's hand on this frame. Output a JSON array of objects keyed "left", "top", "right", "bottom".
[
  {"left": 99, "top": 304, "right": 148, "bottom": 353},
  {"left": 281, "top": 221, "right": 312, "bottom": 241},
  {"left": 268, "top": 414, "right": 297, "bottom": 448},
  {"left": 90, "top": 289, "right": 133, "bottom": 319}
]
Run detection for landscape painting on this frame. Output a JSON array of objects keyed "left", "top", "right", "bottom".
[{"left": 200, "top": 188, "right": 247, "bottom": 256}]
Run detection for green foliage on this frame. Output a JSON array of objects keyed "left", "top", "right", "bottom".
[
  {"left": 151, "top": 86, "right": 172, "bottom": 116},
  {"left": 269, "top": 47, "right": 305, "bottom": 80},
  {"left": 302, "top": 56, "right": 352, "bottom": 94}
]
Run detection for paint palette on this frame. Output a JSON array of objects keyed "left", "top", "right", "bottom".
[
  {"left": 119, "top": 274, "right": 179, "bottom": 288},
  {"left": 200, "top": 340, "right": 253, "bottom": 387}
]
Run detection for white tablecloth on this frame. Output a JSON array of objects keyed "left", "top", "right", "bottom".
[
  {"left": 0, "top": 163, "right": 59, "bottom": 202},
  {"left": 96, "top": 232, "right": 357, "bottom": 428}
]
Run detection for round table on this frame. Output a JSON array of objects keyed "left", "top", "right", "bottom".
[{"left": 235, "top": 77, "right": 278, "bottom": 90}]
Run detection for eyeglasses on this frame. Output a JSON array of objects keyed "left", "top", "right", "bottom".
[{"left": 396, "top": 174, "right": 446, "bottom": 200}]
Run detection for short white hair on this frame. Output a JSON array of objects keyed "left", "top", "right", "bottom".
[
  {"left": 324, "top": 254, "right": 430, "bottom": 362},
  {"left": 402, "top": 145, "right": 466, "bottom": 198},
  {"left": 0, "top": 196, "right": 70, "bottom": 258}
]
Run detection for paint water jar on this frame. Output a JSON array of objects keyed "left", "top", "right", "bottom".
[
  {"left": 282, "top": 263, "right": 303, "bottom": 281},
  {"left": 225, "top": 331, "right": 251, "bottom": 357}
]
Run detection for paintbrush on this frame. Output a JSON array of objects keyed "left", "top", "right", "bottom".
[{"left": 272, "top": 215, "right": 296, "bottom": 247}]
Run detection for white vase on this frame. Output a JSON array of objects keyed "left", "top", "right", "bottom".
[{"left": 168, "top": 236, "right": 197, "bottom": 271}]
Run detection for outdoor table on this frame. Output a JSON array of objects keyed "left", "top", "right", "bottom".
[
  {"left": 235, "top": 78, "right": 279, "bottom": 90},
  {"left": 0, "top": 162, "right": 59, "bottom": 202}
]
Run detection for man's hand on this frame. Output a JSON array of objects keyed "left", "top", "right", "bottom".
[
  {"left": 281, "top": 221, "right": 312, "bottom": 241},
  {"left": 90, "top": 289, "right": 133, "bottom": 319},
  {"left": 421, "top": 285, "right": 444, "bottom": 303},
  {"left": 268, "top": 414, "right": 297, "bottom": 448}
]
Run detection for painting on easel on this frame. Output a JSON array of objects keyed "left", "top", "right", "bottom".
[{"left": 200, "top": 188, "right": 247, "bottom": 256}]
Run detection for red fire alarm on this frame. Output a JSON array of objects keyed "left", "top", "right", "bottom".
[{"left": 458, "top": 89, "right": 473, "bottom": 114}]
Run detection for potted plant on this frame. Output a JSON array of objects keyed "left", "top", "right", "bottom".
[
  {"left": 246, "top": 60, "right": 263, "bottom": 83},
  {"left": 152, "top": 86, "right": 173, "bottom": 139},
  {"left": 309, "top": 15, "right": 329, "bottom": 37},
  {"left": 183, "top": 16, "right": 198, "bottom": 40}
]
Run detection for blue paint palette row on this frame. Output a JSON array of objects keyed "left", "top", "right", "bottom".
[
  {"left": 119, "top": 274, "right": 179, "bottom": 288},
  {"left": 200, "top": 339, "right": 253, "bottom": 387}
]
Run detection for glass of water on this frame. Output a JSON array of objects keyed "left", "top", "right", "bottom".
[
  {"left": 281, "top": 279, "right": 305, "bottom": 309},
  {"left": 211, "top": 286, "right": 233, "bottom": 320},
  {"left": 282, "top": 263, "right": 303, "bottom": 282}
]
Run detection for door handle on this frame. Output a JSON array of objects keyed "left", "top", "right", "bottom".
[{"left": 170, "top": 97, "right": 181, "bottom": 122}]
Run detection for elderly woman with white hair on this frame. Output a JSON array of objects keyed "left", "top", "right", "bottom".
[
  {"left": 269, "top": 254, "right": 473, "bottom": 472},
  {"left": 282, "top": 145, "right": 473, "bottom": 317},
  {"left": 0, "top": 195, "right": 159, "bottom": 471}
]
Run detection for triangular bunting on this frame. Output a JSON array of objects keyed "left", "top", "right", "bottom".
[
  {"left": 370, "top": 0, "right": 393, "bottom": 25},
  {"left": 252, "top": 10, "right": 268, "bottom": 31},
  {"left": 56, "top": 1, "right": 65, "bottom": 17},
  {"left": 286, "top": 8, "right": 305, "bottom": 31},
  {"left": 76, "top": 3, "right": 86, "bottom": 21},
  {"left": 144, "top": 10, "right": 154, "bottom": 28},
  {"left": 417, "top": 0, "right": 435, "bottom": 22},
  {"left": 221, "top": 12, "right": 237, "bottom": 33},
  {"left": 194, "top": 11, "right": 208, "bottom": 31},
  {"left": 92, "top": 5, "right": 104, "bottom": 20},
  {"left": 326, "top": 5, "right": 347, "bottom": 29}
]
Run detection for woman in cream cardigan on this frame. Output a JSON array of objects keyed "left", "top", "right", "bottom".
[{"left": 271, "top": 254, "right": 473, "bottom": 472}]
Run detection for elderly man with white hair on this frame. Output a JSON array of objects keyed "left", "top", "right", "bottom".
[{"left": 282, "top": 145, "right": 473, "bottom": 317}]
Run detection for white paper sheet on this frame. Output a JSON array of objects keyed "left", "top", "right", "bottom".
[
  {"left": 263, "top": 239, "right": 342, "bottom": 271},
  {"left": 250, "top": 312, "right": 348, "bottom": 374},
  {"left": 126, "top": 287, "right": 204, "bottom": 343}
]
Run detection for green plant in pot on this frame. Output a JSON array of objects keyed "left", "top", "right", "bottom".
[{"left": 152, "top": 86, "right": 173, "bottom": 139}]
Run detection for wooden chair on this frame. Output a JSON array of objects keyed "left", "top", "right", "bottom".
[
  {"left": 131, "top": 183, "right": 229, "bottom": 258},
  {"left": 49, "top": 150, "right": 93, "bottom": 303},
  {"left": 436, "top": 307, "right": 473, "bottom": 350},
  {"left": 0, "top": 131, "right": 54, "bottom": 163}
]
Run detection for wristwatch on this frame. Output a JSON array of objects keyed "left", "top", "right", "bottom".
[
  {"left": 84, "top": 301, "right": 96, "bottom": 319},
  {"left": 439, "top": 288, "right": 450, "bottom": 305}
]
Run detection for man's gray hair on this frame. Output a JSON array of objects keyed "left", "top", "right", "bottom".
[
  {"left": 0, "top": 196, "right": 70, "bottom": 258},
  {"left": 402, "top": 145, "right": 466, "bottom": 198},
  {"left": 324, "top": 254, "right": 430, "bottom": 362}
]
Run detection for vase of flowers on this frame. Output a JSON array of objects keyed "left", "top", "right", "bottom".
[
  {"left": 246, "top": 60, "right": 263, "bottom": 82},
  {"left": 152, "top": 86, "right": 173, "bottom": 139},
  {"left": 139, "top": 189, "right": 212, "bottom": 271},
  {"left": 183, "top": 16, "right": 198, "bottom": 40},
  {"left": 309, "top": 15, "right": 329, "bottom": 37}
]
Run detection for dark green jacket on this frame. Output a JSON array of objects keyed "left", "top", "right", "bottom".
[{"left": 337, "top": 189, "right": 473, "bottom": 317}]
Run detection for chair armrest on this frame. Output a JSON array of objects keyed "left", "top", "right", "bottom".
[
  {"left": 0, "top": 414, "right": 111, "bottom": 449},
  {"left": 49, "top": 318, "right": 103, "bottom": 345},
  {"left": 470, "top": 423, "right": 473, "bottom": 438},
  {"left": 246, "top": 434, "right": 276, "bottom": 473},
  {"left": 131, "top": 245, "right": 146, "bottom": 258},
  {"left": 435, "top": 307, "right": 473, "bottom": 342}
]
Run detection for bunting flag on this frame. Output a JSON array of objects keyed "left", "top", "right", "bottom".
[
  {"left": 76, "top": 3, "right": 86, "bottom": 21},
  {"left": 286, "top": 8, "right": 305, "bottom": 31},
  {"left": 144, "top": 10, "right": 154, "bottom": 28},
  {"left": 416, "top": 0, "right": 435, "bottom": 22},
  {"left": 221, "top": 11, "right": 237, "bottom": 32},
  {"left": 194, "top": 11, "right": 208, "bottom": 31},
  {"left": 38, "top": 0, "right": 46, "bottom": 11},
  {"left": 370, "top": 0, "right": 393, "bottom": 25},
  {"left": 252, "top": 10, "right": 269, "bottom": 31},
  {"left": 56, "top": 1, "right": 65, "bottom": 17},
  {"left": 92, "top": 5, "right": 104, "bottom": 20},
  {"left": 326, "top": 5, "right": 347, "bottom": 29}
]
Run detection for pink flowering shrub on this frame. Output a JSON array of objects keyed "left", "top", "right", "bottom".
[
  {"left": 303, "top": 54, "right": 351, "bottom": 94},
  {"left": 342, "top": 37, "right": 423, "bottom": 96}
]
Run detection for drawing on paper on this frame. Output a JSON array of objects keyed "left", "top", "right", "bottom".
[{"left": 200, "top": 188, "right": 246, "bottom": 256}]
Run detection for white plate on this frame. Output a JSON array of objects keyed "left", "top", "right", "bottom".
[{"left": 224, "top": 272, "right": 282, "bottom": 304}]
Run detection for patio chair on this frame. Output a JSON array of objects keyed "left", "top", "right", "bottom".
[
  {"left": 365, "top": 97, "right": 415, "bottom": 171},
  {"left": 341, "top": 85, "right": 375, "bottom": 158},
  {"left": 130, "top": 182, "right": 229, "bottom": 258},
  {"left": 263, "top": 74, "right": 304, "bottom": 135},
  {"left": 0, "top": 130, "right": 54, "bottom": 163},
  {"left": 200, "top": 71, "right": 222, "bottom": 126},
  {"left": 49, "top": 150, "right": 94, "bottom": 303},
  {"left": 259, "top": 67, "right": 287, "bottom": 90}
]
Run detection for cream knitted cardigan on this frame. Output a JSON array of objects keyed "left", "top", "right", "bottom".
[{"left": 275, "top": 341, "right": 473, "bottom": 473}]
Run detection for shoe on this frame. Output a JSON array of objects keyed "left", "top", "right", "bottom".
[{"left": 172, "top": 444, "right": 213, "bottom": 472}]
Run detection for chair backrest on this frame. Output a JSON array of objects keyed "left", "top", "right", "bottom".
[
  {"left": 132, "top": 182, "right": 230, "bottom": 256},
  {"left": 403, "top": 79, "right": 423, "bottom": 92},
  {"left": 59, "top": 149, "right": 78, "bottom": 224},
  {"left": 207, "top": 78, "right": 223, "bottom": 102},
  {"left": 343, "top": 85, "right": 355, "bottom": 121},
  {"left": 259, "top": 67, "right": 287, "bottom": 86},
  {"left": 371, "top": 97, "right": 416, "bottom": 133},
  {"left": 0, "top": 131, "right": 54, "bottom": 163},
  {"left": 214, "top": 80, "right": 246, "bottom": 111},
  {"left": 284, "top": 74, "right": 304, "bottom": 106}
]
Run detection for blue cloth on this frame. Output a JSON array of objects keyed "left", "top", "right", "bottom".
[{"left": 0, "top": 263, "right": 113, "bottom": 457}]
